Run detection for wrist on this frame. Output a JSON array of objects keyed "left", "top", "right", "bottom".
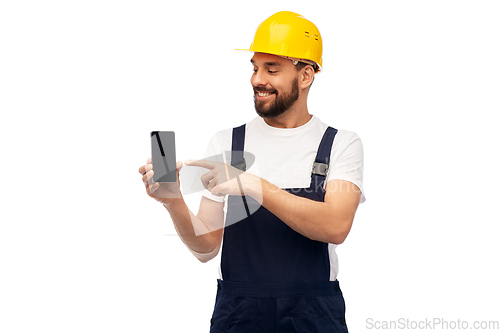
[
  {"left": 245, "top": 176, "right": 268, "bottom": 203},
  {"left": 162, "top": 198, "right": 185, "bottom": 211}
]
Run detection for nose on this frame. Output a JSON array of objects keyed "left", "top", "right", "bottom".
[{"left": 251, "top": 68, "right": 268, "bottom": 88}]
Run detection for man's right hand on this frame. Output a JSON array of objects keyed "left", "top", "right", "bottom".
[{"left": 139, "top": 158, "right": 183, "bottom": 206}]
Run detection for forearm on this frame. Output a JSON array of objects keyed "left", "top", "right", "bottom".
[
  {"left": 164, "top": 199, "right": 220, "bottom": 255},
  {"left": 183, "top": 160, "right": 357, "bottom": 244},
  {"left": 255, "top": 179, "right": 352, "bottom": 244}
]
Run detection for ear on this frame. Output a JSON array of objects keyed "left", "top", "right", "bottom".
[{"left": 299, "top": 65, "right": 315, "bottom": 90}]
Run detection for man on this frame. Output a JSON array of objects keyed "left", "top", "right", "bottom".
[{"left": 139, "top": 11, "right": 364, "bottom": 332}]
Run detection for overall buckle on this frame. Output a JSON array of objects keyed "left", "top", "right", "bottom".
[{"left": 311, "top": 162, "right": 329, "bottom": 176}]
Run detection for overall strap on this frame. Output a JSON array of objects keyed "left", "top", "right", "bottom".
[
  {"left": 230, "top": 124, "right": 250, "bottom": 217},
  {"left": 311, "top": 126, "right": 338, "bottom": 188},
  {"left": 231, "top": 124, "right": 246, "bottom": 170}
]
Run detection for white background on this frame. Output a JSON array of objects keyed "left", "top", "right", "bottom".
[{"left": 1, "top": 0, "right": 499, "bottom": 332}]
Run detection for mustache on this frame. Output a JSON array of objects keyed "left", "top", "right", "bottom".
[{"left": 253, "top": 87, "right": 277, "bottom": 94}]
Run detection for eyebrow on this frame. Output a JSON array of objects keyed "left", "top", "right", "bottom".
[{"left": 250, "top": 59, "right": 282, "bottom": 67}]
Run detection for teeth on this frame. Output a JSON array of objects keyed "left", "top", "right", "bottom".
[{"left": 258, "top": 92, "right": 272, "bottom": 97}]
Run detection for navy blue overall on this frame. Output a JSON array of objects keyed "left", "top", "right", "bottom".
[{"left": 209, "top": 124, "right": 348, "bottom": 333}]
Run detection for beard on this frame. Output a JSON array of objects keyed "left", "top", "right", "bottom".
[{"left": 253, "top": 77, "right": 299, "bottom": 119}]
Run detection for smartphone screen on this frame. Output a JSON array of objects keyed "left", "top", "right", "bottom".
[{"left": 151, "top": 131, "right": 177, "bottom": 183}]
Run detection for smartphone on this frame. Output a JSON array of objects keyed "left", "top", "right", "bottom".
[{"left": 151, "top": 131, "right": 177, "bottom": 183}]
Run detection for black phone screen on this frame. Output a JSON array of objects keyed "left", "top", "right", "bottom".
[{"left": 151, "top": 131, "right": 177, "bottom": 183}]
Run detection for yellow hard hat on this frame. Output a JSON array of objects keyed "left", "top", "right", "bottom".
[{"left": 237, "top": 11, "right": 323, "bottom": 73}]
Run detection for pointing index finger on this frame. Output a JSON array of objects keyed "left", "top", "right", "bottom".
[{"left": 184, "top": 159, "right": 217, "bottom": 170}]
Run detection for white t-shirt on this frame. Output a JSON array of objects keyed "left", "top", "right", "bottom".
[{"left": 201, "top": 115, "right": 365, "bottom": 281}]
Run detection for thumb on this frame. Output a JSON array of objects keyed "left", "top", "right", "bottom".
[
  {"left": 211, "top": 184, "right": 225, "bottom": 197},
  {"left": 176, "top": 161, "right": 183, "bottom": 184}
]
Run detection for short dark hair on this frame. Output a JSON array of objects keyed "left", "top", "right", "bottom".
[{"left": 295, "top": 61, "right": 317, "bottom": 73}]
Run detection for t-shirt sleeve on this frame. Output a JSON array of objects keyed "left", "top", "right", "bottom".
[{"left": 326, "top": 130, "right": 366, "bottom": 203}]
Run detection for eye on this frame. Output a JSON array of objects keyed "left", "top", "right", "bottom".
[{"left": 268, "top": 70, "right": 278, "bottom": 74}]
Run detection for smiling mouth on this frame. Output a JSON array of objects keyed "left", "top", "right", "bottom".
[{"left": 254, "top": 90, "right": 276, "bottom": 100}]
